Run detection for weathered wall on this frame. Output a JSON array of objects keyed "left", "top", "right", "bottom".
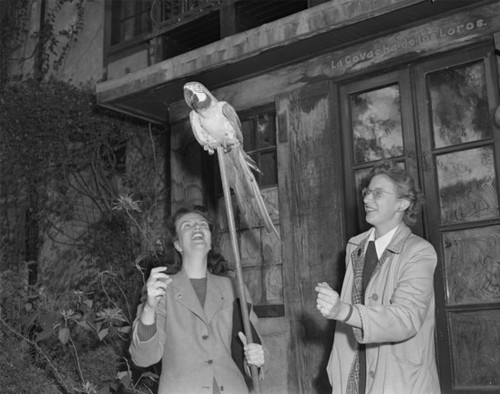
[{"left": 46, "top": 0, "right": 106, "bottom": 85}]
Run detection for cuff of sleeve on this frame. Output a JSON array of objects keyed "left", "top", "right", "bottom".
[
  {"left": 352, "top": 304, "right": 365, "bottom": 343},
  {"left": 137, "top": 320, "right": 157, "bottom": 342},
  {"left": 340, "top": 304, "right": 353, "bottom": 323}
]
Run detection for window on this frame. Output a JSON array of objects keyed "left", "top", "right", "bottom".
[
  {"left": 108, "top": 0, "right": 310, "bottom": 59},
  {"left": 214, "top": 106, "right": 282, "bottom": 317},
  {"left": 240, "top": 109, "right": 278, "bottom": 187},
  {"left": 110, "top": 0, "right": 221, "bottom": 47},
  {"left": 111, "top": 0, "right": 154, "bottom": 46}
]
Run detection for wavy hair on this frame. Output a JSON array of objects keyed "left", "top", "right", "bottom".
[
  {"left": 367, "top": 160, "right": 424, "bottom": 226},
  {"left": 167, "top": 205, "right": 233, "bottom": 277}
]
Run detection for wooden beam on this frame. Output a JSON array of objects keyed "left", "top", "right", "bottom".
[{"left": 276, "top": 80, "right": 346, "bottom": 393}]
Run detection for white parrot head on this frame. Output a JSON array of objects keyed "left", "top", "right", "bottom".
[{"left": 183, "top": 82, "right": 214, "bottom": 111}]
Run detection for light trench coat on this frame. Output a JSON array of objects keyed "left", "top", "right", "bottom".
[
  {"left": 129, "top": 270, "right": 260, "bottom": 394},
  {"left": 327, "top": 223, "right": 441, "bottom": 394}
]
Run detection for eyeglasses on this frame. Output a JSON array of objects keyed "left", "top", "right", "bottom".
[{"left": 361, "top": 187, "right": 397, "bottom": 200}]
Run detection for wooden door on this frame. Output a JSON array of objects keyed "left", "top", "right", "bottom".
[
  {"left": 415, "top": 44, "right": 500, "bottom": 394},
  {"left": 339, "top": 69, "right": 421, "bottom": 237},
  {"left": 339, "top": 43, "right": 500, "bottom": 393}
]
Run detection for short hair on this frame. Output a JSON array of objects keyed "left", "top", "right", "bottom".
[{"left": 367, "top": 160, "right": 424, "bottom": 226}]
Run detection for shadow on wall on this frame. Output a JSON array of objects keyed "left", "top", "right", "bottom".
[{"left": 299, "top": 311, "right": 336, "bottom": 394}]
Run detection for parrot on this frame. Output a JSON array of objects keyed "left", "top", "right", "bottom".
[{"left": 183, "top": 81, "right": 280, "bottom": 239}]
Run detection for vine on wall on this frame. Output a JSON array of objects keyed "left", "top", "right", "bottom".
[
  {"left": 0, "top": 2, "right": 172, "bottom": 392},
  {"left": 0, "top": 77, "right": 169, "bottom": 393},
  {"left": 0, "top": 0, "right": 87, "bottom": 85}
]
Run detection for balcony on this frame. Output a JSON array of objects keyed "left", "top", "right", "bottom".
[
  {"left": 98, "top": 0, "right": 479, "bottom": 124},
  {"left": 107, "top": 0, "right": 316, "bottom": 67}
]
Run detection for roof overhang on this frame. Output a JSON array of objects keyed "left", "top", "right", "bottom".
[{"left": 95, "top": 0, "right": 486, "bottom": 124}]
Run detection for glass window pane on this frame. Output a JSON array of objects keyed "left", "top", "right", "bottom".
[
  {"left": 428, "top": 61, "right": 491, "bottom": 148},
  {"left": 140, "top": 10, "right": 152, "bottom": 34},
  {"left": 264, "top": 265, "right": 283, "bottom": 304},
  {"left": 242, "top": 266, "right": 263, "bottom": 304},
  {"left": 436, "top": 147, "right": 499, "bottom": 224},
  {"left": 241, "top": 119, "right": 256, "bottom": 151},
  {"left": 257, "top": 113, "right": 276, "bottom": 149},
  {"left": 121, "top": 1, "right": 136, "bottom": 19},
  {"left": 240, "top": 228, "right": 261, "bottom": 266},
  {"left": 350, "top": 84, "right": 404, "bottom": 163},
  {"left": 443, "top": 226, "right": 500, "bottom": 305},
  {"left": 122, "top": 17, "right": 136, "bottom": 42},
  {"left": 259, "top": 152, "right": 277, "bottom": 187},
  {"left": 354, "top": 168, "right": 371, "bottom": 230},
  {"left": 449, "top": 310, "right": 500, "bottom": 388}
]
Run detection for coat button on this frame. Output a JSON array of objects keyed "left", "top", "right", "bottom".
[
  {"left": 371, "top": 293, "right": 378, "bottom": 301},
  {"left": 220, "top": 386, "right": 224, "bottom": 391},
  {"left": 207, "top": 359, "right": 213, "bottom": 364},
  {"left": 202, "top": 335, "right": 208, "bottom": 340},
  {"left": 369, "top": 370, "right": 375, "bottom": 378}
]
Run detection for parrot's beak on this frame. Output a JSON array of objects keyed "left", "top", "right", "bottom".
[
  {"left": 184, "top": 88, "right": 200, "bottom": 110},
  {"left": 184, "top": 88, "right": 193, "bottom": 104}
]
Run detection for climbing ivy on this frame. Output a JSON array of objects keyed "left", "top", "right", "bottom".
[
  {"left": 0, "top": 2, "right": 169, "bottom": 392},
  {"left": 0, "top": 77, "right": 168, "bottom": 394},
  {"left": 0, "top": 0, "right": 86, "bottom": 85}
]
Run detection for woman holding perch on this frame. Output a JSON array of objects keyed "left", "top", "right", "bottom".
[{"left": 130, "top": 206, "right": 265, "bottom": 394}]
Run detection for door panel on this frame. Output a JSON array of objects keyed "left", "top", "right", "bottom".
[
  {"left": 350, "top": 83, "right": 405, "bottom": 163},
  {"left": 415, "top": 44, "right": 500, "bottom": 393},
  {"left": 340, "top": 69, "right": 420, "bottom": 238},
  {"left": 435, "top": 146, "right": 498, "bottom": 225},
  {"left": 448, "top": 309, "right": 500, "bottom": 388},
  {"left": 443, "top": 226, "right": 500, "bottom": 306},
  {"left": 426, "top": 60, "right": 492, "bottom": 149}
]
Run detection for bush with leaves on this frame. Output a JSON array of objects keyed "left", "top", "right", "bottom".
[
  {"left": 0, "top": 78, "right": 168, "bottom": 393},
  {"left": 0, "top": 265, "right": 161, "bottom": 394}
]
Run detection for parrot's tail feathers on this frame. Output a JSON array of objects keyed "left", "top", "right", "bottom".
[
  {"left": 250, "top": 182, "right": 280, "bottom": 239},
  {"left": 241, "top": 151, "right": 262, "bottom": 175},
  {"left": 230, "top": 149, "right": 280, "bottom": 240}
]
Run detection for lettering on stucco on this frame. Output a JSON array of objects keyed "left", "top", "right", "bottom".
[{"left": 331, "top": 18, "right": 486, "bottom": 70}]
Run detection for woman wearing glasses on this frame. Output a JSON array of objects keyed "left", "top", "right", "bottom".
[{"left": 315, "top": 161, "right": 440, "bottom": 394}]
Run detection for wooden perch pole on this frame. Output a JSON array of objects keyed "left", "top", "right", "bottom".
[{"left": 216, "top": 147, "right": 261, "bottom": 394}]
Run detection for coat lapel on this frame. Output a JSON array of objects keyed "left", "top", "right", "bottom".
[
  {"left": 374, "top": 223, "right": 412, "bottom": 273},
  {"left": 351, "top": 236, "right": 368, "bottom": 303},
  {"left": 171, "top": 270, "right": 207, "bottom": 323}
]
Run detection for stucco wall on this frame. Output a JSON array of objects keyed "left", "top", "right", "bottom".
[{"left": 43, "top": 0, "right": 106, "bottom": 86}]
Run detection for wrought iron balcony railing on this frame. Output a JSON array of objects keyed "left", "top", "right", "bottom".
[{"left": 159, "top": 0, "right": 222, "bottom": 24}]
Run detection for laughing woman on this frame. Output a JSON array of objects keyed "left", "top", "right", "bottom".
[
  {"left": 316, "top": 161, "right": 440, "bottom": 394},
  {"left": 129, "top": 206, "right": 265, "bottom": 394}
]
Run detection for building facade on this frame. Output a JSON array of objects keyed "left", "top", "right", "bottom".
[{"left": 15, "top": 1, "right": 500, "bottom": 393}]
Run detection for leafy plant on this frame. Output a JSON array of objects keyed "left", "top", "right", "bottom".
[
  {"left": 0, "top": 76, "right": 168, "bottom": 392},
  {"left": 1, "top": 2, "right": 169, "bottom": 392},
  {"left": 0, "top": 266, "right": 159, "bottom": 394}
]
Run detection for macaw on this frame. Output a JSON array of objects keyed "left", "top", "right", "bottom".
[{"left": 183, "top": 81, "right": 279, "bottom": 239}]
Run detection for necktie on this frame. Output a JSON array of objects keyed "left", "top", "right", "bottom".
[
  {"left": 359, "top": 240, "right": 378, "bottom": 394},
  {"left": 362, "top": 241, "right": 378, "bottom": 297}
]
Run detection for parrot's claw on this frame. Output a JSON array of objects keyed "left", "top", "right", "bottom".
[
  {"left": 222, "top": 139, "right": 240, "bottom": 152},
  {"left": 203, "top": 144, "right": 216, "bottom": 155}
]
